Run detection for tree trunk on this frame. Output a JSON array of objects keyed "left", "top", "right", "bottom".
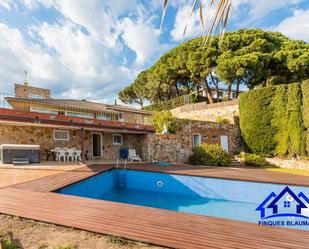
[
  {"left": 210, "top": 73, "right": 219, "bottom": 102},
  {"left": 186, "top": 82, "right": 190, "bottom": 94},
  {"left": 226, "top": 82, "right": 232, "bottom": 100},
  {"left": 204, "top": 79, "right": 214, "bottom": 104},
  {"left": 235, "top": 79, "right": 240, "bottom": 98},
  {"left": 175, "top": 83, "right": 180, "bottom": 96}
]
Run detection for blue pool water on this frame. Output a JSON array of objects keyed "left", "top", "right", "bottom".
[{"left": 58, "top": 169, "right": 309, "bottom": 230}]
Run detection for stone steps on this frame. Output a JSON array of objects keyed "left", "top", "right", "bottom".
[{"left": 229, "top": 158, "right": 244, "bottom": 167}]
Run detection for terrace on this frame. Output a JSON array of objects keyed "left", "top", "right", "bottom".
[{"left": 0, "top": 163, "right": 308, "bottom": 249}]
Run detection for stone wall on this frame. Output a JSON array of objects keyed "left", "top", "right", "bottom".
[
  {"left": 15, "top": 84, "right": 50, "bottom": 99},
  {"left": 266, "top": 158, "right": 309, "bottom": 170},
  {"left": 0, "top": 125, "right": 145, "bottom": 161},
  {"left": 143, "top": 119, "right": 241, "bottom": 163},
  {"left": 170, "top": 100, "right": 239, "bottom": 124}
]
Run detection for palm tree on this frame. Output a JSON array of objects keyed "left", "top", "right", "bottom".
[{"left": 161, "top": 0, "right": 232, "bottom": 42}]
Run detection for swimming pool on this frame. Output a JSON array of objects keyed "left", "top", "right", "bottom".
[{"left": 58, "top": 169, "right": 309, "bottom": 230}]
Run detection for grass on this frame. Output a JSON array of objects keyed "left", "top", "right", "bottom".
[
  {"left": 1, "top": 239, "right": 19, "bottom": 249},
  {"left": 266, "top": 168, "right": 309, "bottom": 176}
]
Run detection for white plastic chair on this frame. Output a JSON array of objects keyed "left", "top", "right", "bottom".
[
  {"left": 66, "top": 149, "right": 75, "bottom": 162},
  {"left": 128, "top": 149, "right": 141, "bottom": 162},
  {"left": 74, "top": 150, "right": 82, "bottom": 161},
  {"left": 57, "top": 150, "right": 66, "bottom": 162}
]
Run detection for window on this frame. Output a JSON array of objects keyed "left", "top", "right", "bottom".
[
  {"left": 193, "top": 134, "right": 201, "bottom": 147},
  {"left": 96, "top": 114, "right": 112, "bottom": 121},
  {"left": 30, "top": 107, "right": 58, "bottom": 115},
  {"left": 29, "top": 94, "right": 43, "bottom": 99},
  {"left": 113, "top": 134, "right": 123, "bottom": 145},
  {"left": 66, "top": 111, "right": 93, "bottom": 119},
  {"left": 284, "top": 201, "right": 291, "bottom": 208},
  {"left": 53, "top": 130, "right": 69, "bottom": 141},
  {"left": 118, "top": 112, "right": 124, "bottom": 122}
]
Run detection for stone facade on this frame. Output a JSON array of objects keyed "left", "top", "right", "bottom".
[
  {"left": 266, "top": 158, "right": 309, "bottom": 170},
  {"left": 0, "top": 125, "right": 145, "bottom": 161},
  {"left": 142, "top": 119, "right": 241, "bottom": 163},
  {"left": 15, "top": 83, "right": 50, "bottom": 99},
  {"left": 170, "top": 100, "right": 239, "bottom": 124}
]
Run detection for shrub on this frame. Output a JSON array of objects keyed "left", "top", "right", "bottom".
[
  {"left": 2, "top": 240, "right": 18, "bottom": 249},
  {"left": 152, "top": 111, "right": 177, "bottom": 134},
  {"left": 189, "top": 144, "right": 231, "bottom": 166},
  {"left": 243, "top": 153, "right": 269, "bottom": 167},
  {"left": 301, "top": 79, "right": 309, "bottom": 154},
  {"left": 239, "top": 82, "right": 307, "bottom": 157},
  {"left": 215, "top": 116, "right": 230, "bottom": 125},
  {"left": 239, "top": 86, "right": 276, "bottom": 155}
]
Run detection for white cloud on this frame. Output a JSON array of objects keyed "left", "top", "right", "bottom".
[
  {"left": 0, "top": 23, "right": 63, "bottom": 93},
  {"left": 231, "top": 0, "right": 302, "bottom": 23},
  {"left": 273, "top": 9, "right": 309, "bottom": 42},
  {"left": 0, "top": 0, "right": 168, "bottom": 102},
  {"left": 0, "top": 0, "right": 16, "bottom": 10},
  {"left": 121, "top": 17, "right": 162, "bottom": 65},
  {"left": 170, "top": 5, "right": 198, "bottom": 41}
]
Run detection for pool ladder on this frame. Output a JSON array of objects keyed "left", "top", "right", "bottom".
[
  {"left": 116, "top": 158, "right": 127, "bottom": 188},
  {"left": 116, "top": 158, "right": 128, "bottom": 170}
]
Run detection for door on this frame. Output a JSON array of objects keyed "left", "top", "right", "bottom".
[
  {"left": 92, "top": 133, "right": 103, "bottom": 158},
  {"left": 193, "top": 134, "right": 201, "bottom": 147},
  {"left": 220, "top": 135, "right": 229, "bottom": 152}
]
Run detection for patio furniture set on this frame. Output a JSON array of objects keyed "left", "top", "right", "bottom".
[{"left": 50, "top": 147, "right": 82, "bottom": 162}]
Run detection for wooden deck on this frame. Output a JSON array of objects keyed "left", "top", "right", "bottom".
[{"left": 0, "top": 163, "right": 308, "bottom": 248}]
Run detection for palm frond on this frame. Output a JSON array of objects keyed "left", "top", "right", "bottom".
[
  {"left": 160, "top": 0, "right": 168, "bottom": 30},
  {"left": 161, "top": 0, "right": 232, "bottom": 45}
]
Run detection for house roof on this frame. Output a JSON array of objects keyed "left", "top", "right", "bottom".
[
  {"left": 5, "top": 97, "right": 152, "bottom": 115},
  {"left": 0, "top": 108, "right": 155, "bottom": 134}
]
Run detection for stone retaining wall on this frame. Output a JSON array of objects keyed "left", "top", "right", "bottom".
[
  {"left": 266, "top": 158, "right": 309, "bottom": 170},
  {"left": 142, "top": 119, "right": 241, "bottom": 163},
  {"left": 170, "top": 100, "right": 239, "bottom": 124}
]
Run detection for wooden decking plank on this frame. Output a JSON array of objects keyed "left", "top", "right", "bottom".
[
  {"left": 0, "top": 188, "right": 308, "bottom": 249},
  {"left": 1, "top": 164, "right": 309, "bottom": 248}
]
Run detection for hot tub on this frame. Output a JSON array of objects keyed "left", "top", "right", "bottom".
[{"left": 0, "top": 144, "right": 40, "bottom": 164}]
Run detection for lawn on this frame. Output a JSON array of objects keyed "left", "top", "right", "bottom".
[{"left": 266, "top": 168, "right": 309, "bottom": 176}]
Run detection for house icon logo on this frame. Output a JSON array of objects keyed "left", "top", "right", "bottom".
[{"left": 256, "top": 186, "right": 309, "bottom": 220}]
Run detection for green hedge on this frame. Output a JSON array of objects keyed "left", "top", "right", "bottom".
[
  {"left": 239, "top": 82, "right": 307, "bottom": 156},
  {"left": 144, "top": 94, "right": 207, "bottom": 111},
  {"left": 239, "top": 86, "right": 276, "bottom": 155},
  {"left": 302, "top": 80, "right": 309, "bottom": 154}
]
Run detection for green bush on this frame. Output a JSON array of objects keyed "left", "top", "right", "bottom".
[
  {"left": 189, "top": 144, "right": 231, "bottom": 166},
  {"left": 215, "top": 116, "right": 230, "bottom": 125},
  {"left": 2, "top": 240, "right": 18, "bottom": 249},
  {"left": 239, "top": 82, "right": 307, "bottom": 157},
  {"left": 239, "top": 86, "right": 276, "bottom": 155},
  {"left": 243, "top": 153, "right": 269, "bottom": 167},
  {"left": 152, "top": 111, "right": 177, "bottom": 134},
  {"left": 287, "top": 83, "right": 306, "bottom": 156},
  {"left": 271, "top": 84, "right": 289, "bottom": 156},
  {"left": 301, "top": 79, "right": 309, "bottom": 154}
]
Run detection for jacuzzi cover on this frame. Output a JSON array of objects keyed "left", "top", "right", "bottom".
[{"left": 0, "top": 144, "right": 40, "bottom": 150}]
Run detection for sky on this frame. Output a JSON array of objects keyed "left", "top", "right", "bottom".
[{"left": 0, "top": 0, "right": 308, "bottom": 104}]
